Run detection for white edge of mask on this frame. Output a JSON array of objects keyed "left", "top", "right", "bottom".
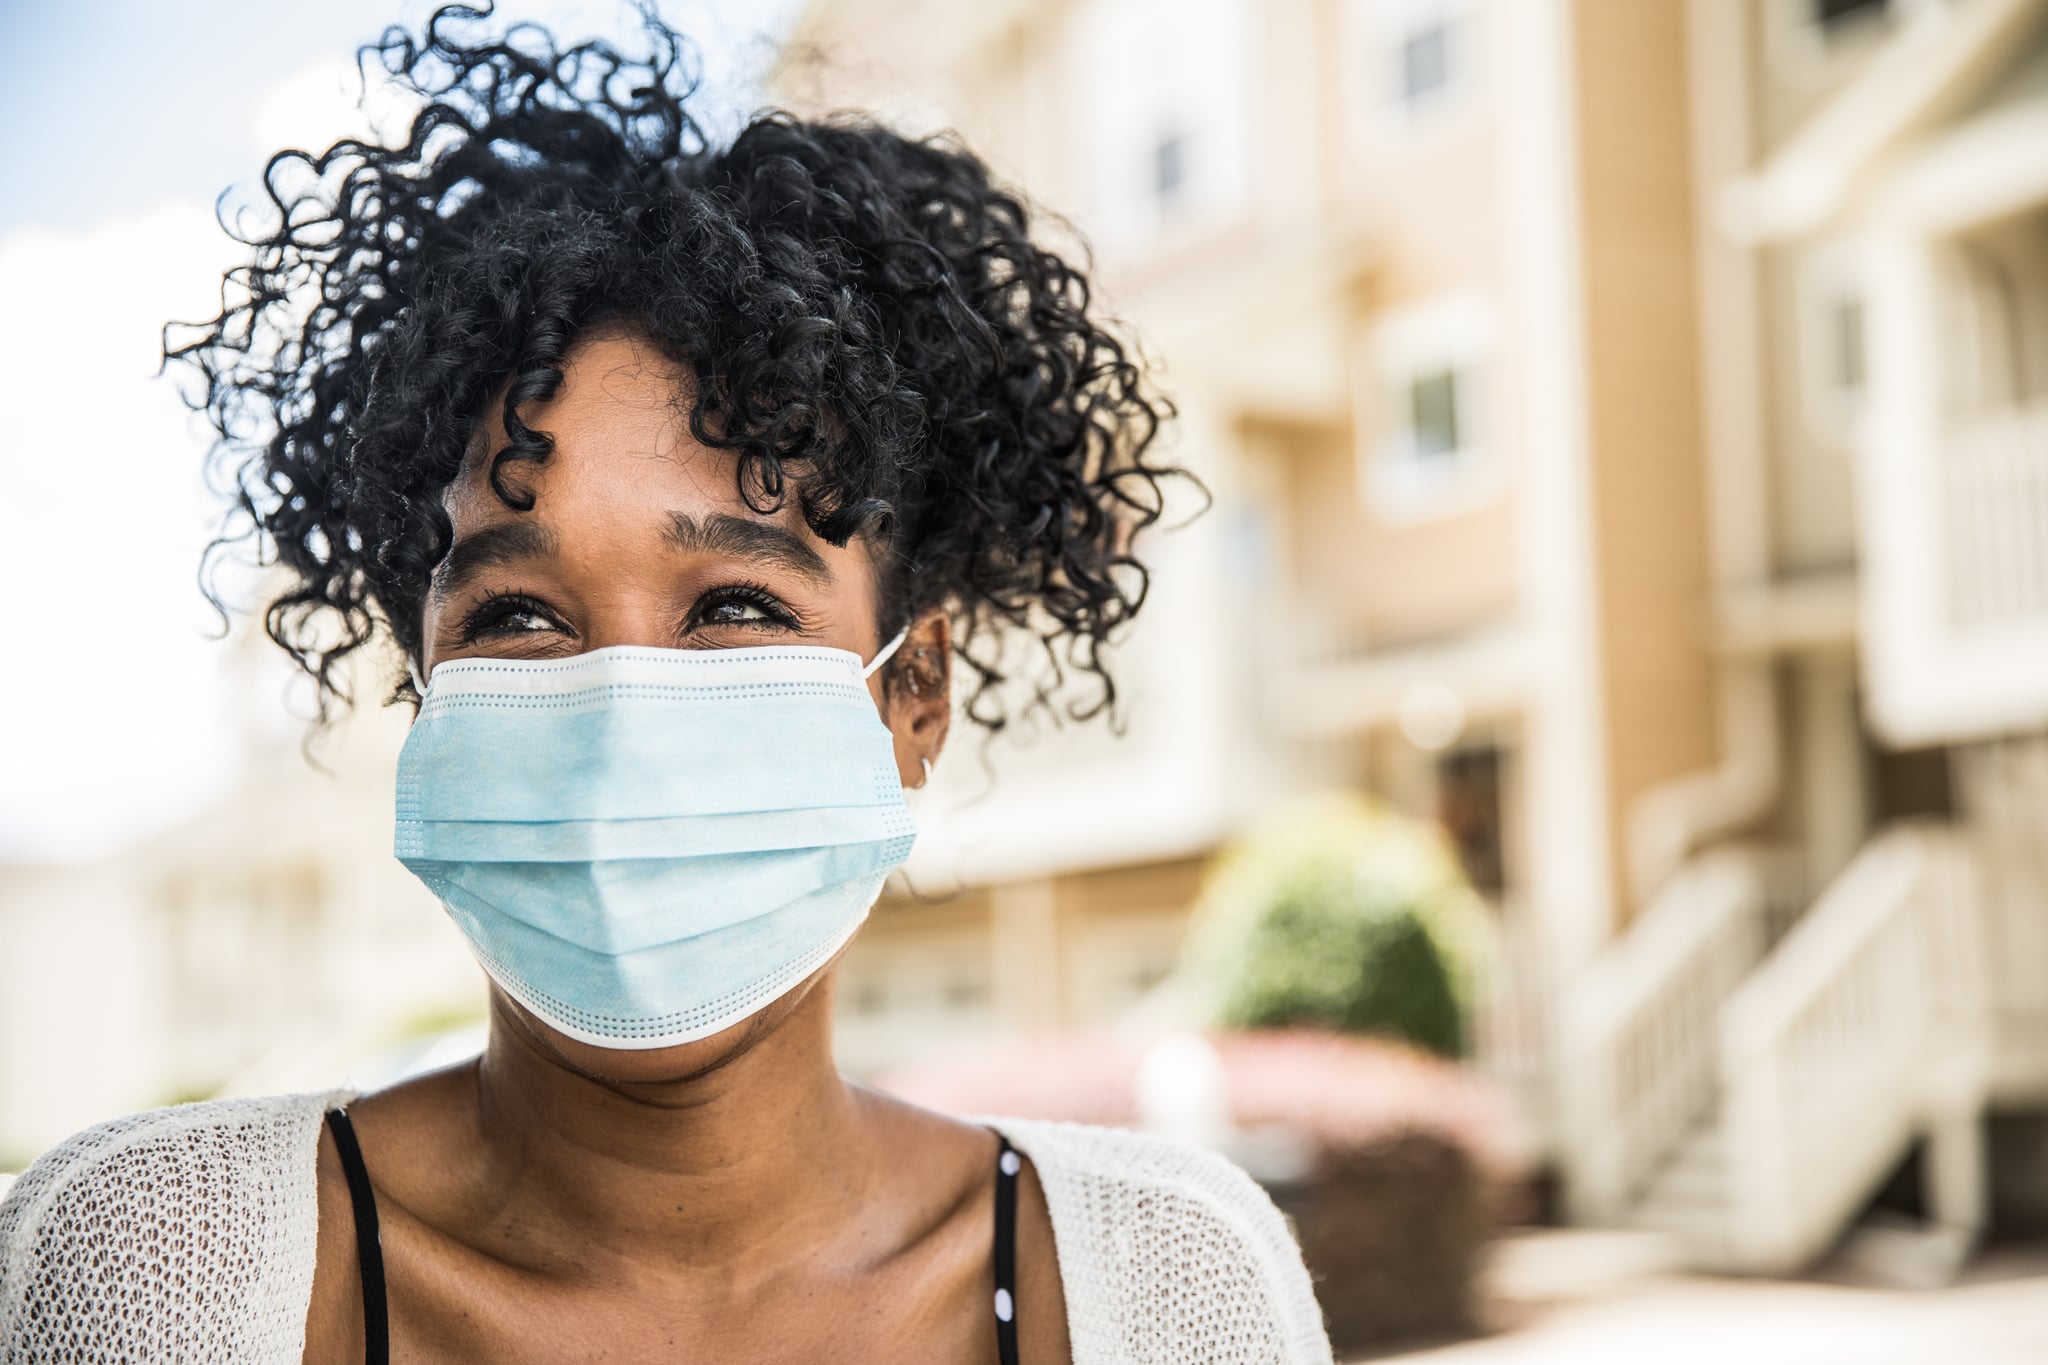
[
  {"left": 466, "top": 901, "right": 876, "bottom": 1051},
  {"left": 412, "top": 634, "right": 907, "bottom": 700}
]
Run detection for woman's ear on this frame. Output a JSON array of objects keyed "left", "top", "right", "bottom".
[{"left": 882, "top": 611, "right": 952, "bottom": 790}]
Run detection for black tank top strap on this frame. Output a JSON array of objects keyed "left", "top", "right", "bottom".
[
  {"left": 324, "top": 1107, "right": 391, "bottom": 1365},
  {"left": 992, "top": 1129, "right": 1022, "bottom": 1365}
]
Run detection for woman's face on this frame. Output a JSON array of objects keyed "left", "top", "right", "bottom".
[{"left": 420, "top": 325, "right": 949, "bottom": 1083}]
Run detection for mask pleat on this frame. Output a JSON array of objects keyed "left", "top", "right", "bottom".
[{"left": 395, "top": 644, "right": 918, "bottom": 1049}]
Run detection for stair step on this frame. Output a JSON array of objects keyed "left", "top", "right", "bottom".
[
  {"left": 1624, "top": 1124, "right": 1730, "bottom": 1254},
  {"left": 1643, "top": 1165, "right": 1726, "bottom": 1209},
  {"left": 1629, "top": 1148, "right": 1734, "bottom": 1267},
  {"left": 1628, "top": 1199, "right": 1729, "bottom": 1244},
  {"left": 1648, "top": 1141, "right": 1726, "bottom": 1205},
  {"left": 1639, "top": 1122, "right": 1724, "bottom": 1182},
  {"left": 1670, "top": 1127, "right": 1725, "bottom": 1164}
]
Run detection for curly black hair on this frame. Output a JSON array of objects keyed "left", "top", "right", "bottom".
[{"left": 167, "top": 3, "right": 1189, "bottom": 733}]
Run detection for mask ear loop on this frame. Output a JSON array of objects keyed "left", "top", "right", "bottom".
[
  {"left": 408, "top": 659, "right": 428, "bottom": 696},
  {"left": 869, "top": 629, "right": 926, "bottom": 789},
  {"left": 862, "top": 627, "right": 910, "bottom": 680}
]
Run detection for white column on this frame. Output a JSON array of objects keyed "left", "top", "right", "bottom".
[
  {"left": 1500, "top": 0, "right": 1609, "bottom": 989},
  {"left": 1859, "top": 228, "right": 1949, "bottom": 744}
]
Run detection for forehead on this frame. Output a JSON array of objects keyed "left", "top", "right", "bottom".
[{"left": 446, "top": 328, "right": 769, "bottom": 533}]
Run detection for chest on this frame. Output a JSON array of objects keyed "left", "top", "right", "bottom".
[
  {"left": 379, "top": 1250, "right": 1009, "bottom": 1364},
  {"left": 305, "top": 1170, "right": 1067, "bottom": 1364}
]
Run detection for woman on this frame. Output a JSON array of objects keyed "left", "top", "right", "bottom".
[{"left": 0, "top": 9, "right": 1332, "bottom": 1362}]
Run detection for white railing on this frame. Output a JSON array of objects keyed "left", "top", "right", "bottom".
[
  {"left": 1945, "top": 401, "right": 2048, "bottom": 631},
  {"left": 1756, "top": 844, "right": 1813, "bottom": 950},
  {"left": 1719, "top": 824, "right": 1985, "bottom": 1272},
  {"left": 1472, "top": 897, "right": 1552, "bottom": 1158},
  {"left": 1559, "top": 848, "right": 1769, "bottom": 1223},
  {"left": 1955, "top": 738, "right": 2048, "bottom": 1099}
]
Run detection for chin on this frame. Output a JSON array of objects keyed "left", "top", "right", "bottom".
[{"left": 488, "top": 967, "right": 833, "bottom": 1089}]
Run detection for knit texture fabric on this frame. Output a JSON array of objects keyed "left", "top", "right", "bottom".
[
  {"left": 1, "top": 1093, "right": 1333, "bottom": 1364},
  {"left": 0, "top": 1090, "right": 347, "bottom": 1364},
  {"left": 998, "top": 1118, "right": 1335, "bottom": 1364}
]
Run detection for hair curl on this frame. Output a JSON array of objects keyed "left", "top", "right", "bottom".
[{"left": 168, "top": 3, "right": 1191, "bottom": 733}]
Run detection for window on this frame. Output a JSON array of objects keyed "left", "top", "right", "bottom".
[
  {"left": 1409, "top": 369, "right": 1463, "bottom": 460},
  {"left": 1400, "top": 20, "right": 1453, "bottom": 107},
  {"left": 1833, "top": 296, "right": 1866, "bottom": 394},
  {"left": 1077, "top": 0, "right": 1250, "bottom": 252},
  {"left": 1357, "top": 0, "right": 1473, "bottom": 130},
  {"left": 1361, "top": 294, "right": 1498, "bottom": 519},
  {"left": 1390, "top": 361, "right": 1474, "bottom": 472},
  {"left": 1152, "top": 130, "right": 1187, "bottom": 206},
  {"left": 1797, "top": 246, "right": 1869, "bottom": 447}
]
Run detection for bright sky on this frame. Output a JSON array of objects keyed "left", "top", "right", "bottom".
[{"left": 0, "top": 0, "right": 805, "bottom": 862}]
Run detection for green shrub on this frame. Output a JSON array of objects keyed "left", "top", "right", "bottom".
[{"left": 1184, "top": 793, "right": 1488, "bottom": 1059}]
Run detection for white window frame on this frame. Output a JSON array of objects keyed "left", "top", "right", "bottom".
[
  {"left": 1073, "top": 0, "right": 1253, "bottom": 256},
  {"left": 1359, "top": 294, "right": 1500, "bottom": 522},
  {"left": 1349, "top": 0, "right": 1480, "bottom": 141}
]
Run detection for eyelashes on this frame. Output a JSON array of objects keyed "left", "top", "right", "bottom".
[
  {"left": 453, "top": 583, "right": 807, "bottom": 644},
  {"left": 456, "top": 591, "right": 562, "bottom": 643},
  {"left": 693, "top": 581, "right": 806, "bottom": 632}
]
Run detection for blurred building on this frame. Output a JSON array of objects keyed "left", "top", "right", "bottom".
[
  {"left": 0, "top": 638, "right": 482, "bottom": 1167},
  {"left": 779, "top": 0, "right": 2048, "bottom": 1273}
]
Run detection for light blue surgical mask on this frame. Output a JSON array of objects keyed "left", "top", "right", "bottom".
[{"left": 395, "top": 631, "right": 913, "bottom": 1049}]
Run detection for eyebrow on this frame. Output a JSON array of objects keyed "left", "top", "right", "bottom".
[
  {"left": 665, "top": 512, "right": 832, "bottom": 584},
  {"left": 430, "top": 511, "right": 833, "bottom": 599},
  {"left": 431, "top": 521, "right": 559, "bottom": 598}
]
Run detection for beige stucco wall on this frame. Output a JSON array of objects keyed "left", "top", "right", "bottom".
[{"left": 1254, "top": 418, "right": 1517, "bottom": 647}]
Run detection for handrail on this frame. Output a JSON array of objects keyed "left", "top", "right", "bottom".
[
  {"left": 1559, "top": 846, "right": 1769, "bottom": 1223},
  {"left": 1719, "top": 823, "right": 1985, "bottom": 1271}
]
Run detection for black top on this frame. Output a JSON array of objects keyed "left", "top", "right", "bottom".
[{"left": 323, "top": 1107, "right": 1025, "bottom": 1364}]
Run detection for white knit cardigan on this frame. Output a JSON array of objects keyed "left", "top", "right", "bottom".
[{"left": 0, "top": 1091, "right": 1333, "bottom": 1363}]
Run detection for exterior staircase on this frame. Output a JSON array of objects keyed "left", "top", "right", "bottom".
[
  {"left": 1629, "top": 1123, "right": 1733, "bottom": 1264},
  {"left": 1560, "top": 822, "right": 1992, "bottom": 1273}
]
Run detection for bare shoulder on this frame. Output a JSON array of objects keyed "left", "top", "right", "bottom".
[
  {"left": 302, "top": 1112, "right": 369, "bottom": 1365},
  {"left": 851, "top": 1087, "right": 1074, "bottom": 1365},
  {"left": 300, "top": 1054, "right": 484, "bottom": 1364},
  {"left": 0, "top": 1091, "right": 340, "bottom": 1361}
]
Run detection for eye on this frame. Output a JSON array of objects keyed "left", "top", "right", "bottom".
[
  {"left": 459, "top": 592, "right": 566, "bottom": 641},
  {"left": 692, "top": 584, "right": 802, "bottom": 633}
]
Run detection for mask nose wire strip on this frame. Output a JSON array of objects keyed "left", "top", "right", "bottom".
[{"left": 410, "top": 627, "right": 911, "bottom": 697}]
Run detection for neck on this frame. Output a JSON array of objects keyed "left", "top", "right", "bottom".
[{"left": 463, "top": 978, "right": 871, "bottom": 1275}]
